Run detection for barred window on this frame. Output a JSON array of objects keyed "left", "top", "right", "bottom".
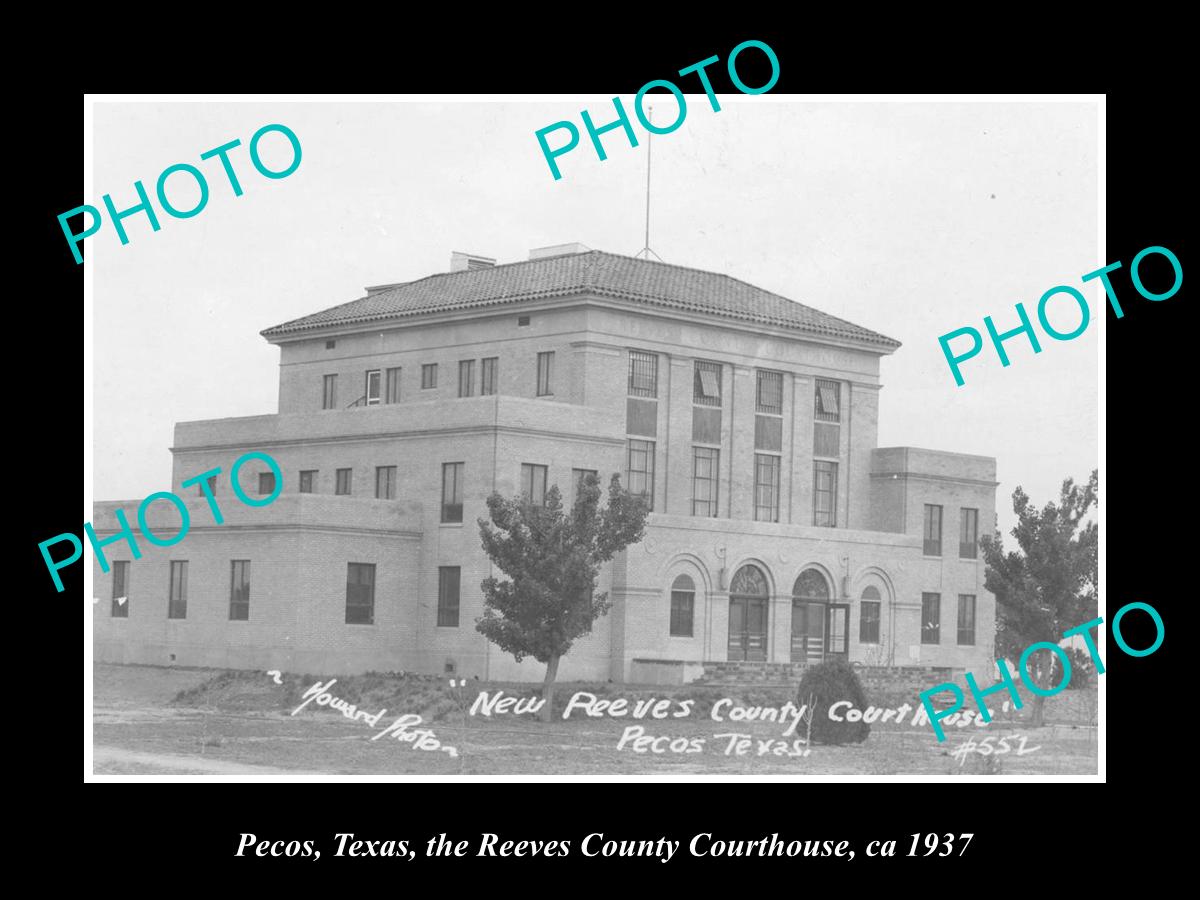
[
  {"left": 694, "top": 360, "right": 722, "bottom": 406},
  {"left": 815, "top": 378, "right": 840, "bottom": 422},
  {"left": 754, "top": 454, "right": 780, "bottom": 522},
  {"left": 692, "top": 447, "right": 719, "bottom": 517},
  {"left": 628, "top": 350, "right": 658, "bottom": 398},
  {"left": 756, "top": 370, "right": 783, "bottom": 414},
  {"left": 813, "top": 461, "right": 838, "bottom": 527},
  {"left": 957, "top": 594, "right": 976, "bottom": 645},
  {"left": 346, "top": 563, "right": 375, "bottom": 625},
  {"left": 921, "top": 592, "right": 941, "bottom": 644},
  {"left": 437, "top": 566, "right": 460, "bottom": 627},
  {"left": 229, "top": 560, "right": 250, "bottom": 621},
  {"left": 669, "top": 575, "right": 695, "bottom": 637},
  {"left": 627, "top": 440, "right": 655, "bottom": 510}
]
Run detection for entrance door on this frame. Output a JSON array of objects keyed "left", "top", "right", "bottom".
[
  {"left": 825, "top": 603, "right": 850, "bottom": 660},
  {"left": 727, "top": 564, "right": 770, "bottom": 662}
]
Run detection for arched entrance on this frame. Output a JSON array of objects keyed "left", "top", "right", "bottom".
[
  {"left": 792, "top": 570, "right": 848, "bottom": 664},
  {"left": 728, "top": 564, "right": 769, "bottom": 661}
]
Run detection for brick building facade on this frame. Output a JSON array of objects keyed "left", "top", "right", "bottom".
[{"left": 92, "top": 245, "right": 998, "bottom": 683}]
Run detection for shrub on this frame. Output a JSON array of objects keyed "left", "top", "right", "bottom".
[{"left": 794, "top": 659, "right": 871, "bottom": 745}]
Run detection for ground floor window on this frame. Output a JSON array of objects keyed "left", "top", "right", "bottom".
[
  {"left": 438, "top": 566, "right": 461, "bottom": 627},
  {"left": 346, "top": 563, "right": 375, "bottom": 625},
  {"left": 957, "top": 594, "right": 976, "bottom": 645},
  {"left": 921, "top": 592, "right": 941, "bottom": 644},
  {"left": 669, "top": 575, "right": 695, "bottom": 636},
  {"left": 860, "top": 586, "right": 881, "bottom": 644}
]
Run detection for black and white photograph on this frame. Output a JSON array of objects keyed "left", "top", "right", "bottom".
[{"left": 80, "top": 93, "right": 1103, "bottom": 780}]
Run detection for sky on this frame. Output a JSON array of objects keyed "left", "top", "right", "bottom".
[{"left": 91, "top": 98, "right": 1099, "bottom": 540}]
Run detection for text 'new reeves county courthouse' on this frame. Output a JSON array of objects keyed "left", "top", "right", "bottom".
[{"left": 92, "top": 244, "right": 998, "bottom": 684}]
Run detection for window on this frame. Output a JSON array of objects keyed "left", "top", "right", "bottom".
[
  {"left": 441, "top": 462, "right": 464, "bottom": 523},
  {"left": 518, "top": 315, "right": 531, "bottom": 326},
  {"left": 437, "top": 566, "right": 461, "bottom": 627},
  {"left": 111, "top": 560, "right": 129, "bottom": 618},
  {"left": 481, "top": 357, "right": 498, "bottom": 395},
  {"left": 756, "top": 370, "right": 783, "bottom": 414},
  {"left": 196, "top": 474, "right": 217, "bottom": 496},
  {"left": 421, "top": 363, "right": 437, "bottom": 389},
  {"left": 258, "top": 472, "right": 276, "bottom": 496},
  {"left": 957, "top": 594, "right": 977, "bottom": 645},
  {"left": 385, "top": 367, "right": 402, "bottom": 404},
  {"left": 626, "top": 439, "right": 655, "bottom": 510},
  {"left": 628, "top": 350, "right": 658, "bottom": 398},
  {"left": 921, "top": 592, "right": 941, "bottom": 644},
  {"left": 458, "top": 359, "right": 475, "bottom": 398},
  {"left": 345, "top": 563, "right": 375, "bottom": 625},
  {"left": 692, "top": 447, "right": 719, "bottom": 517},
  {"left": 815, "top": 378, "right": 840, "bottom": 422},
  {"left": 335, "top": 468, "right": 353, "bottom": 495},
  {"left": 375, "top": 465, "right": 397, "bottom": 500},
  {"left": 572, "top": 468, "right": 598, "bottom": 507},
  {"left": 325, "top": 339, "right": 336, "bottom": 349},
  {"left": 322, "top": 374, "right": 337, "bottom": 410},
  {"left": 813, "top": 461, "right": 838, "bottom": 527},
  {"left": 365, "top": 369, "right": 381, "bottom": 405},
  {"left": 299, "top": 470, "right": 316, "bottom": 494},
  {"left": 536, "top": 351, "right": 554, "bottom": 396},
  {"left": 229, "top": 560, "right": 250, "bottom": 621},
  {"left": 924, "top": 504, "right": 943, "bottom": 556},
  {"left": 754, "top": 453, "right": 780, "bottom": 522},
  {"left": 859, "top": 586, "right": 881, "bottom": 644},
  {"left": 669, "top": 575, "right": 695, "bottom": 637},
  {"left": 168, "top": 561, "right": 188, "bottom": 619},
  {"left": 521, "top": 463, "right": 548, "bottom": 506},
  {"left": 694, "top": 360, "right": 722, "bottom": 406},
  {"left": 960, "top": 508, "right": 979, "bottom": 559}
]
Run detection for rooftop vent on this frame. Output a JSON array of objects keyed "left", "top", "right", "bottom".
[
  {"left": 450, "top": 251, "right": 497, "bottom": 272},
  {"left": 528, "top": 242, "right": 591, "bottom": 260},
  {"left": 365, "top": 283, "right": 406, "bottom": 295}
]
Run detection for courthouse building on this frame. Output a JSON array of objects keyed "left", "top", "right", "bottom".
[{"left": 92, "top": 244, "right": 998, "bottom": 683}]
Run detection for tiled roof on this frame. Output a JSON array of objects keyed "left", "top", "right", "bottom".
[{"left": 260, "top": 251, "right": 901, "bottom": 350}]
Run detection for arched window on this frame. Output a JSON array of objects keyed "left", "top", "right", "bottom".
[
  {"left": 792, "top": 569, "right": 830, "bottom": 600},
  {"left": 730, "top": 565, "right": 768, "bottom": 597},
  {"left": 670, "top": 575, "right": 695, "bottom": 637},
  {"left": 860, "top": 585, "right": 881, "bottom": 643}
]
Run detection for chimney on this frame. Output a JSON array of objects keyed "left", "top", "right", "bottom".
[
  {"left": 450, "top": 251, "right": 497, "bottom": 272},
  {"left": 528, "top": 242, "right": 591, "bottom": 260}
]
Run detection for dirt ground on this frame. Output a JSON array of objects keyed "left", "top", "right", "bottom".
[{"left": 90, "top": 663, "right": 1099, "bottom": 776}]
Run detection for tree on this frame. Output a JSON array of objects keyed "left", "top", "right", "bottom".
[
  {"left": 982, "top": 470, "right": 1098, "bottom": 728},
  {"left": 476, "top": 473, "right": 650, "bottom": 722}
]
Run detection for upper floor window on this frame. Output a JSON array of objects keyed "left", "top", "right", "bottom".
[
  {"left": 168, "top": 560, "right": 188, "bottom": 619},
  {"left": 385, "top": 366, "right": 402, "bottom": 403},
  {"left": 921, "top": 592, "right": 941, "bottom": 644},
  {"left": 572, "top": 468, "right": 598, "bottom": 508},
  {"left": 322, "top": 374, "right": 337, "bottom": 410},
  {"left": 458, "top": 360, "right": 475, "bottom": 398},
  {"left": 346, "top": 563, "right": 375, "bottom": 625},
  {"left": 229, "top": 560, "right": 250, "bottom": 621},
  {"left": 692, "top": 447, "right": 719, "bottom": 517},
  {"left": 335, "top": 468, "right": 353, "bottom": 496},
  {"left": 960, "top": 508, "right": 979, "bottom": 559},
  {"left": 299, "top": 470, "right": 316, "bottom": 494},
  {"left": 756, "top": 370, "right": 783, "bottom": 415},
  {"left": 421, "top": 363, "right": 437, "bottom": 390},
  {"left": 521, "top": 463, "right": 548, "bottom": 506},
  {"left": 365, "top": 369, "right": 381, "bottom": 405},
  {"left": 258, "top": 472, "right": 276, "bottom": 496},
  {"left": 628, "top": 350, "right": 658, "bottom": 398},
  {"left": 536, "top": 351, "right": 554, "bottom": 396},
  {"left": 196, "top": 474, "right": 217, "bottom": 496},
  {"left": 813, "top": 461, "right": 838, "bottom": 527},
  {"left": 814, "top": 378, "right": 840, "bottom": 423},
  {"left": 626, "top": 440, "right": 655, "bottom": 511},
  {"left": 111, "top": 560, "right": 129, "bottom": 618},
  {"left": 669, "top": 574, "right": 695, "bottom": 637},
  {"left": 375, "top": 465, "right": 397, "bottom": 500},
  {"left": 754, "top": 453, "right": 780, "bottom": 522},
  {"left": 481, "top": 357, "right": 498, "bottom": 396},
  {"left": 694, "top": 360, "right": 722, "bottom": 407},
  {"left": 441, "top": 462, "right": 464, "bottom": 523},
  {"left": 924, "top": 504, "right": 943, "bottom": 556}
]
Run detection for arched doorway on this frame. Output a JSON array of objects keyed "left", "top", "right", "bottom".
[
  {"left": 792, "top": 570, "right": 848, "bottom": 664},
  {"left": 728, "top": 564, "right": 769, "bottom": 661}
]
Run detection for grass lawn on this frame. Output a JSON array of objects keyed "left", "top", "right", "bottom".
[{"left": 91, "top": 663, "right": 1098, "bottom": 776}]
